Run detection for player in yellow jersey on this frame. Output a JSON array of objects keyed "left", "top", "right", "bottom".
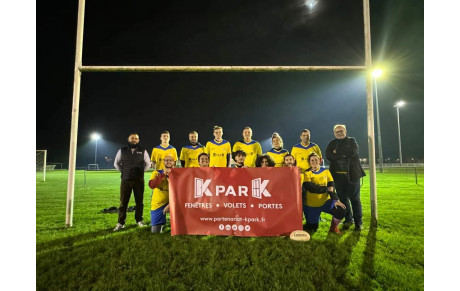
[
  {"left": 266, "top": 132, "right": 289, "bottom": 167},
  {"left": 232, "top": 127, "right": 262, "bottom": 167},
  {"left": 205, "top": 126, "right": 232, "bottom": 167},
  {"left": 198, "top": 153, "right": 210, "bottom": 167},
  {"left": 302, "top": 153, "right": 346, "bottom": 234},
  {"left": 232, "top": 150, "right": 248, "bottom": 168},
  {"left": 291, "top": 129, "right": 322, "bottom": 172},
  {"left": 255, "top": 154, "right": 275, "bottom": 167},
  {"left": 148, "top": 155, "right": 175, "bottom": 233},
  {"left": 179, "top": 131, "right": 205, "bottom": 167},
  {"left": 150, "top": 130, "right": 178, "bottom": 170}
]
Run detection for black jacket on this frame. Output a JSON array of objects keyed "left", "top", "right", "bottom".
[
  {"left": 120, "top": 145, "right": 147, "bottom": 180},
  {"left": 326, "top": 137, "right": 365, "bottom": 183}
]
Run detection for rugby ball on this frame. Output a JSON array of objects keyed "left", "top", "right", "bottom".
[{"left": 289, "top": 230, "right": 310, "bottom": 241}]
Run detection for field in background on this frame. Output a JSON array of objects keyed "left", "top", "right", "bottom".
[{"left": 36, "top": 169, "right": 423, "bottom": 290}]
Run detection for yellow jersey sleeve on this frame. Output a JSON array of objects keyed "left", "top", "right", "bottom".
[{"left": 149, "top": 170, "right": 170, "bottom": 210}]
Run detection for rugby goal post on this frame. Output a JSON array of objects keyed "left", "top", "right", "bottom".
[
  {"left": 36, "top": 150, "right": 47, "bottom": 182},
  {"left": 65, "top": 0, "right": 378, "bottom": 227}
]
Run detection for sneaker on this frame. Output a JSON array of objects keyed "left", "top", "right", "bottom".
[
  {"left": 137, "top": 221, "right": 146, "bottom": 227},
  {"left": 113, "top": 223, "right": 125, "bottom": 231},
  {"left": 329, "top": 227, "right": 342, "bottom": 234},
  {"left": 354, "top": 224, "right": 363, "bottom": 231}
]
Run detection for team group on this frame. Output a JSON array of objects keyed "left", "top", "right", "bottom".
[{"left": 113, "top": 125, "right": 366, "bottom": 234}]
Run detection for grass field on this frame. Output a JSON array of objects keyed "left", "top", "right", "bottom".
[{"left": 36, "top": 169, "right": 424, "bottom": 290}]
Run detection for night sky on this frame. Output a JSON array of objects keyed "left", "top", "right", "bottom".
[{"left": 36, "top": 0, "right": 424, "bottom": 168}]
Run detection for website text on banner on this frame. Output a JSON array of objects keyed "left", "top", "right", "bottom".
[{"left": 169, "top": 167, "right": 302, "bottom": 237}]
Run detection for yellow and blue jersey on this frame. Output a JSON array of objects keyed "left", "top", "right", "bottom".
[
  {"left": 303, "top": 168, "right": 334, "bottom": 207},
  {"left": 291, "top": 142, "right": 322, "bottom": 172},
  {"left": 179, "top": 144, "right": 205, "bottom": 167},
  {"left": 205, "top": 140, "right": 231, "bottom": 167},
  {"left": 232, "top": 140, "right": 262, "bottom": 167},
  {"left": 150, "top": 145, "right": 178, "bottom": 170},
  {"left": 149, "top": 170, "right": 169, "bottom": 211},
  {"left": 266, "top": 148, "right": 289, "bottom": 167}
]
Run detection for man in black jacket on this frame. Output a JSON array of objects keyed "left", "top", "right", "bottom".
[
  {"left": 113, "top": 133, "right": 151, "bottom": 231},
  {"left": 326, "top": 125, "right": 366, "bottom": 231}
]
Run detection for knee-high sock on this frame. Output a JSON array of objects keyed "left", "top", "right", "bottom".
[{"left": 330, "top": 217, "right": 341, "bottom": 231}]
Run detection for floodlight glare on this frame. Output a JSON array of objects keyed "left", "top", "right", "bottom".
[
  {"left": 372, "top": 68, "right": 383, "bottom": 78},
  {"left": 305, "top": 0, "right": 318, "bottom": 10},
  {"left": 91, "top": 133, "right": 101, "bottom": 140},
  {"left": 395, "top": 101, "right": 405, "bottom": 107}
]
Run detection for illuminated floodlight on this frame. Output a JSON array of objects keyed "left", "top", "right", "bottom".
[
  {"left": 91, "top": 133, "right": 101, "bottom": 140},
  {"left": 305, "top": 0, "right": 318, "bottom": 10},
  {"left": 395, "top": 101, "right": 405, "bottom": 108},
  {"left": 372, "top": 68, "right": 383, "bottom": 78}
]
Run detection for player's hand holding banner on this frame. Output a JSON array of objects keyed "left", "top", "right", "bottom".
[{"left": 169, "top": 167, "right": 302, "bottom": 237}]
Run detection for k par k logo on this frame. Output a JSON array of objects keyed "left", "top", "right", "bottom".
[{"left": 194, "top": 177, "right": 271, "bottom": 199}]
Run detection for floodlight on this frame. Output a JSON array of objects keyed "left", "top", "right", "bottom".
[
  {"left": 395, "top": 101, "right": 405, "bottom": 107},
  {"left": 91, "top": 133, "right": 101, "bottom": 140},
  {"left": 372, "top": 68, "right": 383, "bottom": 78},
  {"left": 305, "top": 0, "right": 318, "bottom": 10}
]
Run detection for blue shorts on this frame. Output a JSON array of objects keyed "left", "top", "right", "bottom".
[
  {"left": 151, "top": 204, "right": 168, "bottom": 226},
  {"left": 303, "top": 199, "right": 335, "bottom": 224}
]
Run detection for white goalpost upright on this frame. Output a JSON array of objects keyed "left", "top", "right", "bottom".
[{"left": 36, "top": 150, "right": 47, "bottom": 182}]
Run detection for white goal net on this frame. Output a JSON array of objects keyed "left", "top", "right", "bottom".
[{"left": 36, "top": 150, "right": 47, "bottom": 182}]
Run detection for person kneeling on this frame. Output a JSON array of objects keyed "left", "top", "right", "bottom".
[
  {"left": 302, "top": 153, "right": 346, "bottom": 234},
  {"left": 148, "top": 155, "right": 175, "bottom": 233}
]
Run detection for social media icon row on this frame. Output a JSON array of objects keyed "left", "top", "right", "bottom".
[{"left": 218, "top": 224, "right": 251, "bottom": 231}]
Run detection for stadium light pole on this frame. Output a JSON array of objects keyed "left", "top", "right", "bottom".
[
  {"left": 91, "top": 133, "right": 101, "bottom": 165},
  {"left": 394, "top": 101, "right": 405, "bottom": 166},
  {"left": 372, "top": 69, "right": 384, "bottom": 173}
]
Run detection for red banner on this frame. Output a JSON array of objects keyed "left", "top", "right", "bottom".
[{"left": 169, "top": 167, "right": 302, "bottom": 237}]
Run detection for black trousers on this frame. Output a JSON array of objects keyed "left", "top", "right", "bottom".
[
  {"left": 334, "top": 174, "right": 363, "bottom": 226},
  {"left": 118, "top": 178, "right": 144, "bottom": 224}
]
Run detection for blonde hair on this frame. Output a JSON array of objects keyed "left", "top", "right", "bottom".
[{"left": 271, "top": 132, "right": 284, "bottom": 148}]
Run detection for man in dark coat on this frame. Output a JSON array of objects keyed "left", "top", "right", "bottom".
[{"left": 326, "top": 124, "right": 366, "bottom": 231}]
